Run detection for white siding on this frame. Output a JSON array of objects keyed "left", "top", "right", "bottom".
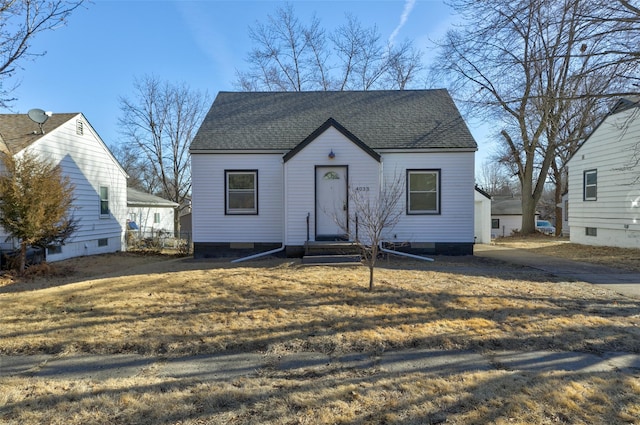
[
  {"left": 128, "top": 206, "right": 175, "bottom": 235},
  {"left": 491, "top": 215, "right": 522, "bottom": 238},
  {"left": 474, "top": 191, "right": 491, "bottom": 244},
  {"left": 7, "top": 114, "right": 127, "bottom": 261},
  {"left": 284, "top": 127, "right": 381, "bottom": 245},
  {"left": 381, "top": 152, "right": 475, "bottom": 244},
  {"left": 191, "top": 153, "right": 283, "bottom": 243},
  {"left": 567, "top": 107, "right": 640, "bottom": 249},
  {"left": 191, "top": 128, "right": 476, "bottom": 250}
]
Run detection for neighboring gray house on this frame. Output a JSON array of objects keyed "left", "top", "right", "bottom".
[
  {"left": 127, "top": 188, "right": 178, "bottom": 237},
  {"left": 567, "top": 97, "right": 640, "bottom": 249},
  {"left": 190, "top": 90, "right": 478, "bottom": 258},
  {"left": 0, "top": 112, "right": 128, "bottom": 261}
]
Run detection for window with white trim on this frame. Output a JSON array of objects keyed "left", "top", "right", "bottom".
[
  {"left": 225, "top": 170, "right": 258, "bottom": 215},
  {"left": 154, "top": 213, "right": 160, "bottom": 224},
  {"left": 407, "top": 169, "right": 440, "bottom": 214},
  {"left": 584, "top": 170, "right": 597, "bottom": 201},
  {"left": 99, "top": 186, "right": 109, "bottom": 216}
]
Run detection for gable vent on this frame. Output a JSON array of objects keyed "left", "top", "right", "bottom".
[{"left": 76, "top": 120, "right": 84, "bottom": 135}]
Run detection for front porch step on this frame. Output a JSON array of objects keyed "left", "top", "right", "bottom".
[
  {"left": 302, "top": 254, "right": 362, "bottom": 265},
  {"left": 304, "top": 241, "right": 360, "bottom": 256}
]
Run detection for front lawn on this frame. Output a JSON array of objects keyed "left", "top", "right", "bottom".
[{"left": 1, "top": 254, "right": 639, "bottom": 424}]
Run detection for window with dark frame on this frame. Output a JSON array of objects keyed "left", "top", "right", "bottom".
[
  {"left": 47, "top": 245, "right": 62, "bottom": 255},
  {"left": 584, "top": 170, "right": 597, "bottom": 201},
  {"left": 492, "top": 218, "right": 500, "bottom": 229},
  {"left": 225, "top": 170, "right": 258, "bottom": 215},
  {"left": 99, "top": 186, "right": 109, "bottom": 216},
  {"left": 407, "top": 170, "right": 440, "bottom": 214},
  {"left": 585, "top": 227, "right": 597, "bottom": 237}
]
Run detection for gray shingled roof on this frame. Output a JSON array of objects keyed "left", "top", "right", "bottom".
[
  {"left": 190, "top": 90, "right": 477, "bottom": 151},
  {"left": 127, "top": 188, "right": 178, "bottom": 208},
  {"left": 0, "top": 113, "right": 79, "bottom": 154},
  {"left": 492, "top": 199, "right": 524, "bottom": 215}
]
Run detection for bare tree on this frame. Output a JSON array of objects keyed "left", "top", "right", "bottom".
[
  {"left": 476, "top": 159, "right": 517, "bottom": 197},
  {"left": 118, "top": 75, "right": 210, "bottom": 235},
  {"left": 581, "top": 0, "right": 640, "bottom": 67},
  {"left": 334, "top": 175, "right": 404, "bottom": 291},
  {"left": 0, "top": 152, "right": 77, "bottom": 273},
  {"left": 236, "top": 4, "right": 424, "bottom": 91},
  {"left": 433, "top": 0, "right": 636, "bottom": 234},
  {"left": 109, "top": 143, "right": 159, "bottom": 193},
  {"left": 0, "top": 0, "right": 85, "bottom": 108}
]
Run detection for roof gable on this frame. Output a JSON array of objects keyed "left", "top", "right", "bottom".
[
  {"left": 0, "top": 113, "right": 79, "bottom": 154},
  {"left": 0, "top": 112, "right": 129, "bottom": 180},
  {"left": 190, "top": 90, "right": 478, "bottom": 152},
  {"left": 569, "top": 97, "right": 640, "bottom": 163},
  {"left": 283, "top": 118, "right": 381, "bottom": 163}
]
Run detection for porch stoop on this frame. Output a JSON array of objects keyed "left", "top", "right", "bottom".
[{"left": 302, "top": 241, "right": 362, "bottom": 265}]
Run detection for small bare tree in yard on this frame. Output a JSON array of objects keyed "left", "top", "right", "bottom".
[
  {"left": 0, "top": 152, "right": 77, "bottom": 273},
  {"left": 335, "top": 175, "right": 404, "bottom": 291}
]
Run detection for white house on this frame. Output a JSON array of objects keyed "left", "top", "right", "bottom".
[
  {"left": 491, "top": 197, "right": 524, "bottom": 238},
  {"left": 0, "top": 112, "right": 128, "bottom": 261},
  {"left": 474, "top": 186, "right": 491, "bottom": 244},
  {"left": 491, "top": 197, "right": 540, "bottom": 238},
  {"left": 567, "top": 97, "right": 640, "bottom": 249},
  {"left": 190, "top": 90, "right": 478, "bottom": 258},
  {"left": 559, "top": 192, "right": 569, "bottom": 236},
  {"left": 127, "top": 187, "right": 178, "bottom": 237}
]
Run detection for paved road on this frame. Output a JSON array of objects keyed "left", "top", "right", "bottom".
[{"left": 474, "top": 244, "right": 640, "bottom": 299}]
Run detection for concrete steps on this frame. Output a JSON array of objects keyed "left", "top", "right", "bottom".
[
  {"left": 302, "top": 241, "right": 361, "bottom": 265},
  {"left": 301, "top": 254, "right": 361, "bottom": 265}
]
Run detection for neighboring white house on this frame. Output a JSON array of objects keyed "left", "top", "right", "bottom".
[
  {"left": 190, "top": 90, "right": 478, "bottom": 258},
  {"left": 474, "top": 186, "right": 491, "bottom": 244},
  {"left": 126, "top": 187, "right": 178, "bottom": 237},
  {"left": 0, "top": 112, "right": 128, "bottom": 261},
  {"left": 567, "top": 97, "right": 640, "bottom": 249},
  {"left": 491, "top": 197, "right": 540, "bottom": 238},
  {"left": 559, "top": 192, "right": 569, "bottom": 236}
]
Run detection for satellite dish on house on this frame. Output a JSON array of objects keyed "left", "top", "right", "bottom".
[{"left": 27, "top": 108, "right": 51, "bottom": 134}]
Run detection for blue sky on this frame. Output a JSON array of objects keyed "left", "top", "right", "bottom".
[{"left": 7, "top": 0, "right": 491, "bottom": 164}]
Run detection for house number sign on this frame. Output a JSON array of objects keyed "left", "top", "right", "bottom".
[{"left": 355, "top": 186, "right": 370, "bottom": 192}]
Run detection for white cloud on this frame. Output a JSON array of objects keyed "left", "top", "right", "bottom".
[{"left": 389, "top": 0, "right": 416, "bottom": 46}]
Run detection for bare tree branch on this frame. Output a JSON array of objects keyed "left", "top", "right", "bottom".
[
  {"left": 236, "top": 4, "right": 424, "bottom": 91},
  {"left": 0, "top": 0, "right": 85, "bottom": 107},
  {"left": 434, "top": 0, "right": 637, "bottom": 234}
]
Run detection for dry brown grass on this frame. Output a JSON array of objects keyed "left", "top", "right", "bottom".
[
  {"left": 1, "top": 251, "right": 639, "bottom": 424},
  {"left": 493, "top": 235, "right": 640, "bottom": 273}
]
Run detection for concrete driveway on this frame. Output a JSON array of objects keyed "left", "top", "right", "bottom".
[{"left": 474, "top": 244, "right": 640, "bottom": 299}]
